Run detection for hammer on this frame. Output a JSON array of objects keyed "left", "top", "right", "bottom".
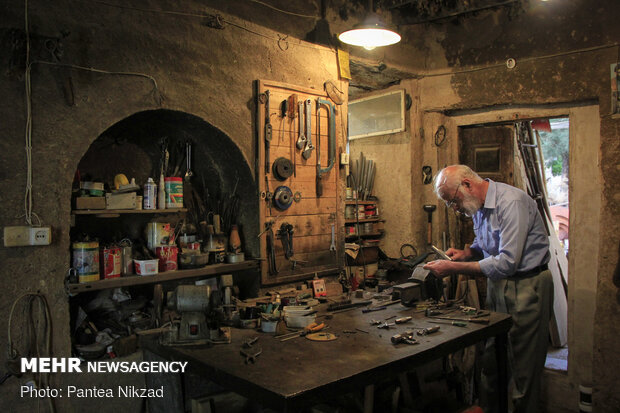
[{"left": 423, "top": 205, "right": 436, "bottom": 245}]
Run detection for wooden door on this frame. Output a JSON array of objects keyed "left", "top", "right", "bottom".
[
  {"left": 459, "top": 125, "right": 514, "bottom": 185},
  {"left": 256, "top": 80, "right": 346, "bottom": 285}
]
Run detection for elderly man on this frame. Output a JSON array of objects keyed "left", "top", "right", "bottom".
[{"left": 423, "top": 165, "right": 553, "bottom": 413}]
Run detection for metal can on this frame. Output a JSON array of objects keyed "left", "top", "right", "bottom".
[
  {"left": 72, "top": 241, "right": 100, "bottom": 283},
  {"left": 101, "top": 246, "right": 122, "bottom": 279},
  {"left": 143, "top": 177, "right": 157, "bottom": 210}
]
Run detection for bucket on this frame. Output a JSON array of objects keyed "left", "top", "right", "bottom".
[
  {"left": 165, "top": 177, "right": 183, "bottom": 208},
  {"left": 101, "top": 246, "right": 122, "bottom": 279},
  {"left": 156, "top": 246, "right": 178, "bottom": 272},
  {"left": 72, "top": 241, "right": 100, "bottom": 283}
]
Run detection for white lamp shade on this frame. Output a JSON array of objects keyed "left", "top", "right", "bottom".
[{"left": 338, "top": 13, "right": 401, "bottom": 49}]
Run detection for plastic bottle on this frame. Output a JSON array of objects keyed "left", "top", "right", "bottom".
[
  {"left": 158, "top": 173, "right": 166, "bottom": 210},
  {"left": 144, "top": 177, "right": 157, "bottom": 210}
]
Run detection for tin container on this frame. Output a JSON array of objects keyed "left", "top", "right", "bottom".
[
  {"left": 165, "top": 177, "right": 183, "bottom": 208},
  {"left": 345, "top": 205, "right": 355, "bottom": 219},
  {"left": 156, "top": 245, "right": 178, "bottom": 272},
  {"left": 72, "top": 241, "right": 100, "bottom": 283},
  {"left": 101, "top": 246, "right": 122, "bottom": 279},
  {"left": 145, "top": 222, "right": 173, "bottom": 251}
]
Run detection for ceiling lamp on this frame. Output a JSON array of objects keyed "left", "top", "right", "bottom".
[{"left": 338, "top": 2, "right": 401, "bottom": 50}]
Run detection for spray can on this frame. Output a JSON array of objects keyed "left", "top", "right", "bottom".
[{"left": 144, "top": 177, "right": 157, "bottom": 210}]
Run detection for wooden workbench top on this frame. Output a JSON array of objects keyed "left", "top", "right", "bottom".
[{"left": 141, "top": 303, "right": 512, "bottom": 411}]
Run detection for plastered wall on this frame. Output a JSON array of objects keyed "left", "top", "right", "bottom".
[{"left": 0, "top": 1, "right": 341, "bottom": 410}]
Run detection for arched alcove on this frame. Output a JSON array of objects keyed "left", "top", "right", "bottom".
[{"left": 74, "top": 109, "right": 260, "bottom": 260}]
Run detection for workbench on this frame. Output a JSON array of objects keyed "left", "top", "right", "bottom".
[{"left": 141, "top": 304, "right": 512, "bottom": 412}]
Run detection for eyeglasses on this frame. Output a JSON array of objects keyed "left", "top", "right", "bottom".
[{"left": 444, "top": 183, "right": 461, "bottom": 208}]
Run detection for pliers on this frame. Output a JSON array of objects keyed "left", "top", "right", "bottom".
[{"left": 279, "top": 322, "right": 326, "bottom": 341}]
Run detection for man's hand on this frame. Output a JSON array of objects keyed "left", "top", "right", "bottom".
[
  {"left": 445, "top": 247, "right": 473, "bottom": 261},
  {"left": 423, "top": 260, "right": 455, "bottom": 278}
]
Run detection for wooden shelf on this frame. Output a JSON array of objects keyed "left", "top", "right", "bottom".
[
  {"left": 345, "top": 200, "right": 377, "bottom": 205},
  {"left": 67, "top": 260, "right": 259, "bottom": 294},
  {"left": 72, "top": 208, "right": 188, "bottom": 215},
  {"left": 345, "top": 217, "right": 380, "bottom": 224}
]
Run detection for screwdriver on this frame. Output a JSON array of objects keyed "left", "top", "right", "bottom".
[{"left": 429, "top": 320, "right": 467, "bottom": 327}]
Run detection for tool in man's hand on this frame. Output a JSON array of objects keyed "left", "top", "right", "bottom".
[{"left": 279, "top": 322, "right": 326, "bottom": 341}]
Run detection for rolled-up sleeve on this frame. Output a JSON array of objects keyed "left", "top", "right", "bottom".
[{"left": 478, "top": 200, "right": 529, "bottom": 280}]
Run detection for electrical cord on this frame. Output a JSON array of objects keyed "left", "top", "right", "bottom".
[{"left": 7, "top": 293, "right": 55, "bottom": 412}]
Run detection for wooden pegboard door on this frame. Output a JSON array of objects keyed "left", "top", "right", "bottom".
[{"left": 256, "top": 79, "right": 346, "bottom": 285}]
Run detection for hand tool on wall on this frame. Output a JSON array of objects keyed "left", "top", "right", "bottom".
[
  {"left": 330, "top": 224, "right": 336, "bottom": 252},
  {"left": 296, "top": 101, "right": 306, "bottom": 150},
  {"left": 302, "top": 99, "right": 314, "bottom": 160},
  {"left": 316, "top": 98, "right": 336, "bottom": 198},
  {"left": 265, "top": 222, "right": 278, "bottom": 275},
  {"left": 423, "top": 205, "right": 436, "bottom": 245},
  {"left": 264, "top": 90, "right": 272, "bottom": 174},
  {"left": 278, "top": 223, "right": 294, "bottom": 259}
]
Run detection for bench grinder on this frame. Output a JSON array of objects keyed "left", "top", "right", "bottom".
[{"left": 165, "top": 285, "right": 211, "bottom": 342}]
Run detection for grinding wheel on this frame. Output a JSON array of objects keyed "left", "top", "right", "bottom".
[{"left": 305, "top": 332, "right": 337, "bottom": 341}]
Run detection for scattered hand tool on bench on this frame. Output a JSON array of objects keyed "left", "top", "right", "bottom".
[
  {"left": 279, "top": 322, "right": 326, "bottom": 341},
  {"left": 430, "top": 316, "right": 490, "bottom": 324},
  {"left": 391, "top": 331, "right": 418, "bottom": 345},
  {"left": 428, "top": 320, "right": 467, "bottom": 327},
  {"left": 377, "top": 316, "right": 412, "bottom": 329},
  {"left": 240, "top": 347, "right": 262, "bottom": 364},
  {"left": 415, "top": 325, "right": 441, "bottom": 335},
  {"left": 362, "top": 306, "right": 387, "bottom": 313}
]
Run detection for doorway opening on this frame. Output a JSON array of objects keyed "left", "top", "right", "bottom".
[
  {"left": 534, "top": 117, "right": 570, "bottom": 371},
  {"left": 458, "top": 116, "right": 570, "bottom": 372}
]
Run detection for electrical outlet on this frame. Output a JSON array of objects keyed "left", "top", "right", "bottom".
[
  {"left": 30, "top": 226, "right": 52, "bottom": 245},
  {"left": 4, "top": 226, "right": 52, "bottom": 247}
]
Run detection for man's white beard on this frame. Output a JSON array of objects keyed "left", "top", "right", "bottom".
[{"left": 460, "top": 192, "right": 482, "bottom": 217}]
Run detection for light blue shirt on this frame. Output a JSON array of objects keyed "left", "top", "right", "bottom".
[{"left": 470, "top": 180, "right": 550, "bottom": 280}]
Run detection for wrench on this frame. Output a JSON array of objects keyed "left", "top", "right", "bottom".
[
  {"left": 296, "top": 101, "right": 306, "bottom": 149},
  {"left": 330, "top": 224, "right": 336, "bottom": 252},
  {"left": 302, "top": 99, "right": 314, "bottom": 160}
]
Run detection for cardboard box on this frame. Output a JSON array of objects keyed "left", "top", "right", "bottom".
[
  {"left": 105, "top": 192, "right": 137, "bottom": 209},
  {"left": 75, "top": 196, "right": 106, "bottom": 210}
]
